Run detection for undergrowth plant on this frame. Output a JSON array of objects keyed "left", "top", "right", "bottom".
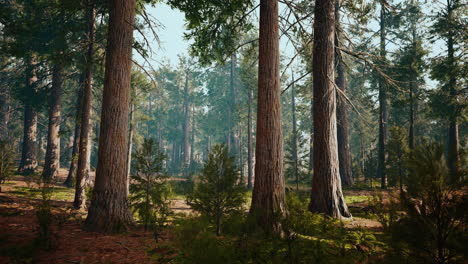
[
  {"left": 0, "top": 139, "right": 14, "bottom": 192},
  {"left": 129, "top": 138, "right": 171, "bottom": 241}
]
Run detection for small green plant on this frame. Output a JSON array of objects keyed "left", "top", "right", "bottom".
[
  {"left": 387, "top": 126, "right": 410, "bottom": 189},
  {"left": 0, "top": 139, "right": 15, "bottom": 192},
  {"left": 34, "top": 180, "right": 55, "bottom": 250},
  {"left": 129, "top": 138, "right": 171, "bottom": 241},
  {"left": 187, "top": 144, "right": 245, "bottom": 236}
]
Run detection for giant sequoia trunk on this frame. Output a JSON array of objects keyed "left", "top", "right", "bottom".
[
  {"left": 249, "top": 0, "right": 286, "bottom": 235},
  {"left": 84, "top": 0, "right": 135, "bottom": 232},
  {"left": 19, "top": 57, "right": 38, "bottom": 173},
  {"left": 42, "top": 63, "right": 64, "bottom": 180},
  {"left": 335, "top": 0, "right": 353, "bottom": 186},
  {"left": 308, "top": 0, "right": 350, "bottom": 218},
  {"left": 74, "top": 3, "right": 96, "bottom": 209},
  {"left": 377, "top": 2, "right": 388, "bottom": 189}
]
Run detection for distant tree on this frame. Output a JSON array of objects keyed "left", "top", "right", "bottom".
[
  {"left": 187, "top": 144, "right": 245, "bottom": 236},
  {"left": 387, "top": 126, "right": 409, "bottom": 191}
]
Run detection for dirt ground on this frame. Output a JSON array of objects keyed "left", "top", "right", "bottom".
[{"left": 0, "top": 169, "right": 383, "bottom": 264}]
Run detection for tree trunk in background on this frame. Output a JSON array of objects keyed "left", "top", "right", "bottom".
[
  {"left": 42, "top": 63, "right": 64, "bottom": 180},
  {"left": 377, "top": 1, "right": 388, "bottom": 189},
  {"left": 291, "top": 73, "right": 299, "bottom": 191},
  {"left": 126, "top": 103, "right": 134, "bottom": 195},
  {"left": 19, "top": 57, "right": 38, "bottom": 173},
  {"left": 335, "top": 0, "right": 353, "bottom": 187},
  {"left": 64, "top": 77, "right": 84, "bottom": 187},
  {"left": 0, "top": 82, "right": 10, "bottom": 140},
  {"left": 308, "top": 0, "right": 350, "bottom": 218},
  {"left": 84, "top": 0, "right": 135, "bottom": 232},
  {"left": 247, "top": 87, "right": 253, "bottom": 189},
  {"left": 446, "top": 3, "right": 459, "bottom": 183},
  {"left": 190, "top": 104, "right": 195, "bottom": 168},
  {"left": 182, "top": 73, "right": 190, "bottom": 176},
  {"left": 308, "top": 101, "right": 313, "bottom": 179},
  {"left": 239, "top": 124, "right": 244, "bottom": 184},
  {"left": 74, "top": 3, "right": 95, "bottom": 209},
  {"left": 249, "top": 0, "right": 286, "bottom": 235}
]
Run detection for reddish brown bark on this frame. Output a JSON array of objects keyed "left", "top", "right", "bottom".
[
  {"left": 335, "top": 0, "right": 353, "bottom": 187},
  {"left": 42, "top": 63, "right": 64, "bottom": 180},
  {"left": 249, "top": 0, "right": 286, "bottom": 235},
  {"left": 19, "top": 57, "right": 38, "bottom": 173},
  {"left": 84, "top": 0, "right": 135, "bottom": 232},
  {"left": 74, "top": 3, "right": 95, "bottom": 209},
  {"left": 308, "top": 0, "right": 350, "bottom": 218}
]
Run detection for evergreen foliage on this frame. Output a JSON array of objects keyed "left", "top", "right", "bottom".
[
  {"left": 187, "top": 144, "right": 245, "bottom": 236},
  {"left": 129, "top": 138, "right": 171, "bottom": 240}
]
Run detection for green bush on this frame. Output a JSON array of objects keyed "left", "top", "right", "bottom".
[
  {"left": 129, "top": 138, "right": 171, "bottom": 241},
  {"left": 187, "top": 144, "right": 245, "bottom": 236}
]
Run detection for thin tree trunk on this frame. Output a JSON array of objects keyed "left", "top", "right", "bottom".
[
  {"left": 182, "top": 73, "right": 190, "bottom": 176},
  {"left": 0, "top": 82, "right": 10, "bottom": 140},
  {"left": 377, "top": 1, "right": 388, "bottom": 189},
  {"left": 249, "top": 0, "right": 286, "bottom": 235},
  {"left": 308, "top": 0, "right": 351, "bottom": 218},
  {"left": 74, "top": 3, "right": 95, "bottom": 209},
  {"left": 42, "top": 63, "right": 64, "bottom": 180},
  {"left": 446, "top": 2, "right": 459, "bottom": 183},
  {"left": 247, "top": 87, "right": 253, "bottom": 189},
  {"left": 84, "top": 0, "right": 135, "bottom": 232},
  {"left": 309, "top": 101, "right": 313, "bottom": 179},
  {"left": 19, "top": 56, "right": 38, "bottom": 173},
  {"left": 291, "top": 73, "right": 299, "bottom": 191},
  {"left": 126, "top": 103, "right": 134, "bottom": 195},
  {"left": 190, "top": 104, "right": 195, "bottom": 168},
  {"left": 335, "top": 0, "right": 353, "bottom": 187}
]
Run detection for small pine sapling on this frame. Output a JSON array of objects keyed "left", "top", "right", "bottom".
[
  {"left": 129, "top": 138, "right": 171, "bottom": 241},
  {"left": 187, "top": 144, "right": 245, "bottom": 236}
]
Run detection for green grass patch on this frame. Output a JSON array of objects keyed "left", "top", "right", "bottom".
[{"left": 9, "top": 186, "right": 74, "bottom": 201}]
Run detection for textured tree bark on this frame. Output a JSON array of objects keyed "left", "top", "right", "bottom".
[
  {"left": 377, "top": 1, "right": 388, "bottom": 189},
  {"left": 19, "top": 57, "right": 38, "bottom": 173},
  {"left": 42, "top": 63, "right": 64, "bottom": 180},
  {"left": 64, "top": 77, "right": 84, "bottom": 187},
  {"left": 308, "top": 0, "right": 351, "bottom": 219},
  {"left": 335, "top": 0, "right": 353, "bottom": 187},
  {"left": 74, "top": 3, "right": 95, "bottom": 209},
  {"left": 247, "top": 87, "right": 253, "bottom": 189},
  {"left": 84, "top": 0, "right": 135, "bottom": 232},
  {"left": 291, "top": 73, "right": 299, "bottom": 191},
  {"left": 249, "top": 0, "right": 286, "bottom": 235}
]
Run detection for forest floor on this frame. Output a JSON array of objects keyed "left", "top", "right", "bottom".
[{"left": 0, "top": 170, "right": 386, "bottom": 264}]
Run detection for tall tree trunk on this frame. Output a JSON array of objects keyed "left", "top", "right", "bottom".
[
  {"left": 64, "top": 77, "right": 84, "bottom": 187},
  {"left": 84, "top": 0, "right": 135, "bottom": 232},
  {"left": 247, "top": 87, "right": 253, "bottom": 189},
  {"left": 291, "top": 73, "right": 299, "bottom": 191},
  {"left": 377, "top": 1, "right": 388, "bottom": 189},
  {"left": 335, "top": 0, "right": 353, "bottom": 186},
  {"left": 308, "top": 101, "right": 313, "bottom": 179},
  {"left": 74, "top": 3, "right": 95, "bottom": 209},
  {"left": 308, "top": 0, "right": 350, "bottom": 218},
  {"left": 42, "top": 63, "right": 64, "bottom": 180},
  {"left": 0, "top": 82, "right": 10, "bottom": 140},
  {"left": 249, "top": 0, "right": 286, "bottom": 235},
  {"left": 182, "top": 73, "right": 190, "bottom": 176},
  {"left": 126, "top": 103, "right": 134, "bottom": 195},
  {"left": 190, "top": 104, "right": 195, "bottom": 168},
  {"left": 446, "top": 2, "right": 459, "bottom": 183},
  {"left": 19, "top": 57, "right": 38, "bottom": 173}
]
